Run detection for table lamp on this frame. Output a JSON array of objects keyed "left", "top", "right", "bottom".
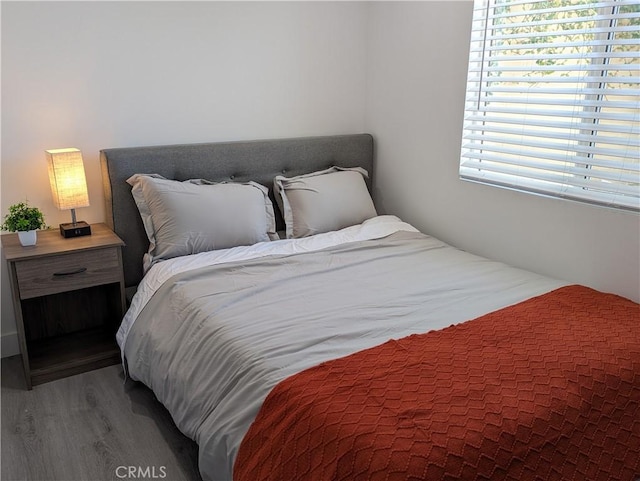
[{"left": 46, "top": 148, "right": 92, "bottom": 238}]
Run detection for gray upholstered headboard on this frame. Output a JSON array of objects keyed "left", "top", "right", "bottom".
[{"left": 100, "top": 133, "right": 374, "bottom": 289}]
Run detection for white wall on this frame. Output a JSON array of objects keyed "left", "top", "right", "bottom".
[
  {"left": 366, "top": 1, "right": 640, "bottom": 302},
  {"left": 1, "top": 1, "right": 368, "bottom": 355}
]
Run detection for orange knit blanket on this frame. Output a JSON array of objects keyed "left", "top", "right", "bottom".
[{"left": 235, "top": 286, "right": 640, "bottom": 481}]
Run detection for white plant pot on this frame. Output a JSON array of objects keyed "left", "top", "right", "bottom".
[{"left": 18, "top": 230, "right": 37, "bottom": 246}]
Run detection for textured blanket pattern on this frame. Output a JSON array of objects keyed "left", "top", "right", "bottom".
[{"left": 235, "top": 286, "right": 640, "bottom": 481}]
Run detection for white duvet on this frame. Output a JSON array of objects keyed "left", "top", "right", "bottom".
[
  {"left": 118, "top": 216, "right": 567, "bottom": 481},
  {"left": 117, "top": 215, "right": 420, "bottom": 350}
]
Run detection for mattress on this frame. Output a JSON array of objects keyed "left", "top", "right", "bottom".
[{"left": 118, "top": 216, "right": 571, "bottom": 481}]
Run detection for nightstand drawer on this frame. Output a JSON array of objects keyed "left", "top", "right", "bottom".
[{"left": 15, "top": 247, "right": 121, "bottom": 300}]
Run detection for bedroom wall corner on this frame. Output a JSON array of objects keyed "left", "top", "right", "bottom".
[{"left": 364, "top": 1, "right": 640, "bottom": 303}]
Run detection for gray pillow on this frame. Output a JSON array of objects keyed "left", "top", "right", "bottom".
[
  {"left": 274, "top": 167, "right": 377, "bottom": 238},
  {"left": 127, "top": 174, "right": 278, "bottom": 271}
]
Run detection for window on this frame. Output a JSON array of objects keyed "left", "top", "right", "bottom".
[{"left": 460, "top": 0, "right": 640, "bottom": 212}]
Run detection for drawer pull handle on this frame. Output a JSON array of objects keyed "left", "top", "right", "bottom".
[{"left": 53, "top": 267, "right": 87, "bottom": 277}]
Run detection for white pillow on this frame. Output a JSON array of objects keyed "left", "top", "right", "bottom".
[
  {"left": 127, "top": 174, "right": 278, "bottom": 272},
  {"left": 274, "top": 167, "right": 377, "bottom": 239}
]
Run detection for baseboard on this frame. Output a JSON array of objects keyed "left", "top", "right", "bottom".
[{"left": 1, "top": 331, "right": 20, "bottom": 358}]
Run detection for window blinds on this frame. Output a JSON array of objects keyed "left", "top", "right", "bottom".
[{"left": 460, "top": 0, "right": 640, "bottom": 211}]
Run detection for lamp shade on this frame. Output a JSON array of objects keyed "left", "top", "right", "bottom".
[{"left": 46, "top": 148, "right": 90, "bottom": 211}]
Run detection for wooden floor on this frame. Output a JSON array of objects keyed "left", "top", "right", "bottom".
[{"left": 1, "top": 355, "right": 202, "bottom": 481}]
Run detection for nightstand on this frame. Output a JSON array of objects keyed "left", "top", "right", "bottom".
[{"left": 2, "top": 223, "right": 125, "bottom": 389}]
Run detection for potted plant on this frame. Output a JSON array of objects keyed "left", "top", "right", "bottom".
[{"left": 1, "top": 201, "right": 47, "bottom": 246}]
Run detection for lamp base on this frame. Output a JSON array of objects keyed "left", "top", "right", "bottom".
[{"left": 59, "top": 221, "right": 92, "bottom": 238}]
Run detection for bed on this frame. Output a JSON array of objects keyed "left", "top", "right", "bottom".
[{"left": 101, "top": 134, "right": 640, "bottom": 481}]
